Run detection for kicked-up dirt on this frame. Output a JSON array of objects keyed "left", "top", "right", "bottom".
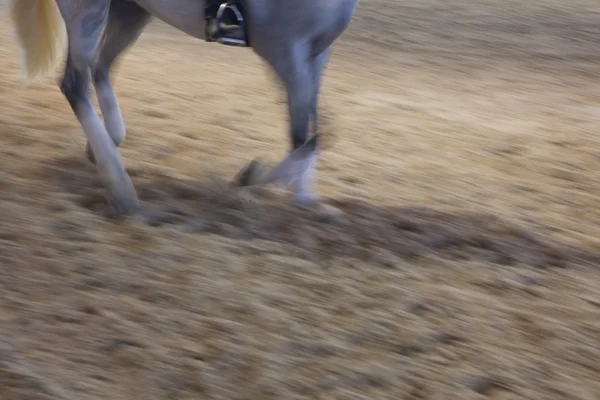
[{"left": 2, "top": 0, "right": 600, "bottom": 399}]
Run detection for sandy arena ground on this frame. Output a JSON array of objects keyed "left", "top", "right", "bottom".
[{"left": 2, "top": 0, "right": 600, "bottom": 399}]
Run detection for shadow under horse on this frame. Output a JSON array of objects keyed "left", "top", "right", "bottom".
[{"left": 10, "top": 0, "right": 359, "bottom": 214}]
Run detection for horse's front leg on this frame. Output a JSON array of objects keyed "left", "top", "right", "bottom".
[
  {"left": 292, "top": 49, "right": 331, "bottom": 206},
  {"left": 237, "top": 44, "right": 324, "bottom": 206}
]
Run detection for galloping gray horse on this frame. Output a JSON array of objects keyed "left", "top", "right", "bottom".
[{"left": 10, "top": 0, "right": 358, "bottom": 214}]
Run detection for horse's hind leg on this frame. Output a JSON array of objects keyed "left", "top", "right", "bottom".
[
  {"left": 86, "top": 0, "right": 151, "bottom": 164},
  {"left": 57, "top": 0, "right": 138, "bottom": 213}
]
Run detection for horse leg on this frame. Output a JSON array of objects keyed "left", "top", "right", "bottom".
[
  {"left": 237, "top": 44, "right": 329, "bottom": 207},
  {"left": 86, "top": 0, "right": 151, "bottom": 164},
  {"left": 237, "top": 44, "right": 314, "bottom": 197},
  {"left": 291, "top": 49, "right": 331, "bottom": 205},
  {"left": 57, "top": 0, "right": 138, "bottom": 213}
]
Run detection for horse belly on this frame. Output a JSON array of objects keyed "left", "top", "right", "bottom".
[{"left": 134, "top": 0, "right": 206, "bottom": 39}]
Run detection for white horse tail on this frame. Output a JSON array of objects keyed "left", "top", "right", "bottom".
[{"left": 11, "top": 0, "right": 67, "bottom": 83}]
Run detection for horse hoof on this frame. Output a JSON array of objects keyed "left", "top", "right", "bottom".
[
  {"left": 294, "top": 194, "right": 319, "bottom": 208},
  {"left": 85, "top": 143, "right": 97, "bottom": 165},
  {"left": 295, "top": 199, "right": 344, "bottom": 222},
  {"left": 233, "top": 159, "right": 267, "bottom": 187},
  {"left": 108, "top": 191, "right": 139, "bottom": 215},
  {"left": 106, "top": 174, "right": 139, "bottom": 215}
]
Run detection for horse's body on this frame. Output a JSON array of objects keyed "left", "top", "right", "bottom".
[{"left": 10, "top": 0, "right": 358, "bottom": 214}]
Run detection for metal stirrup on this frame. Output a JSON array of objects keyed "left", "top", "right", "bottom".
[
  {"left": 215, "top": 2, "right": 246, "bottom": 46},
  {"left": 217, "top": 2, "right": 244, "bottom": 25}
]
